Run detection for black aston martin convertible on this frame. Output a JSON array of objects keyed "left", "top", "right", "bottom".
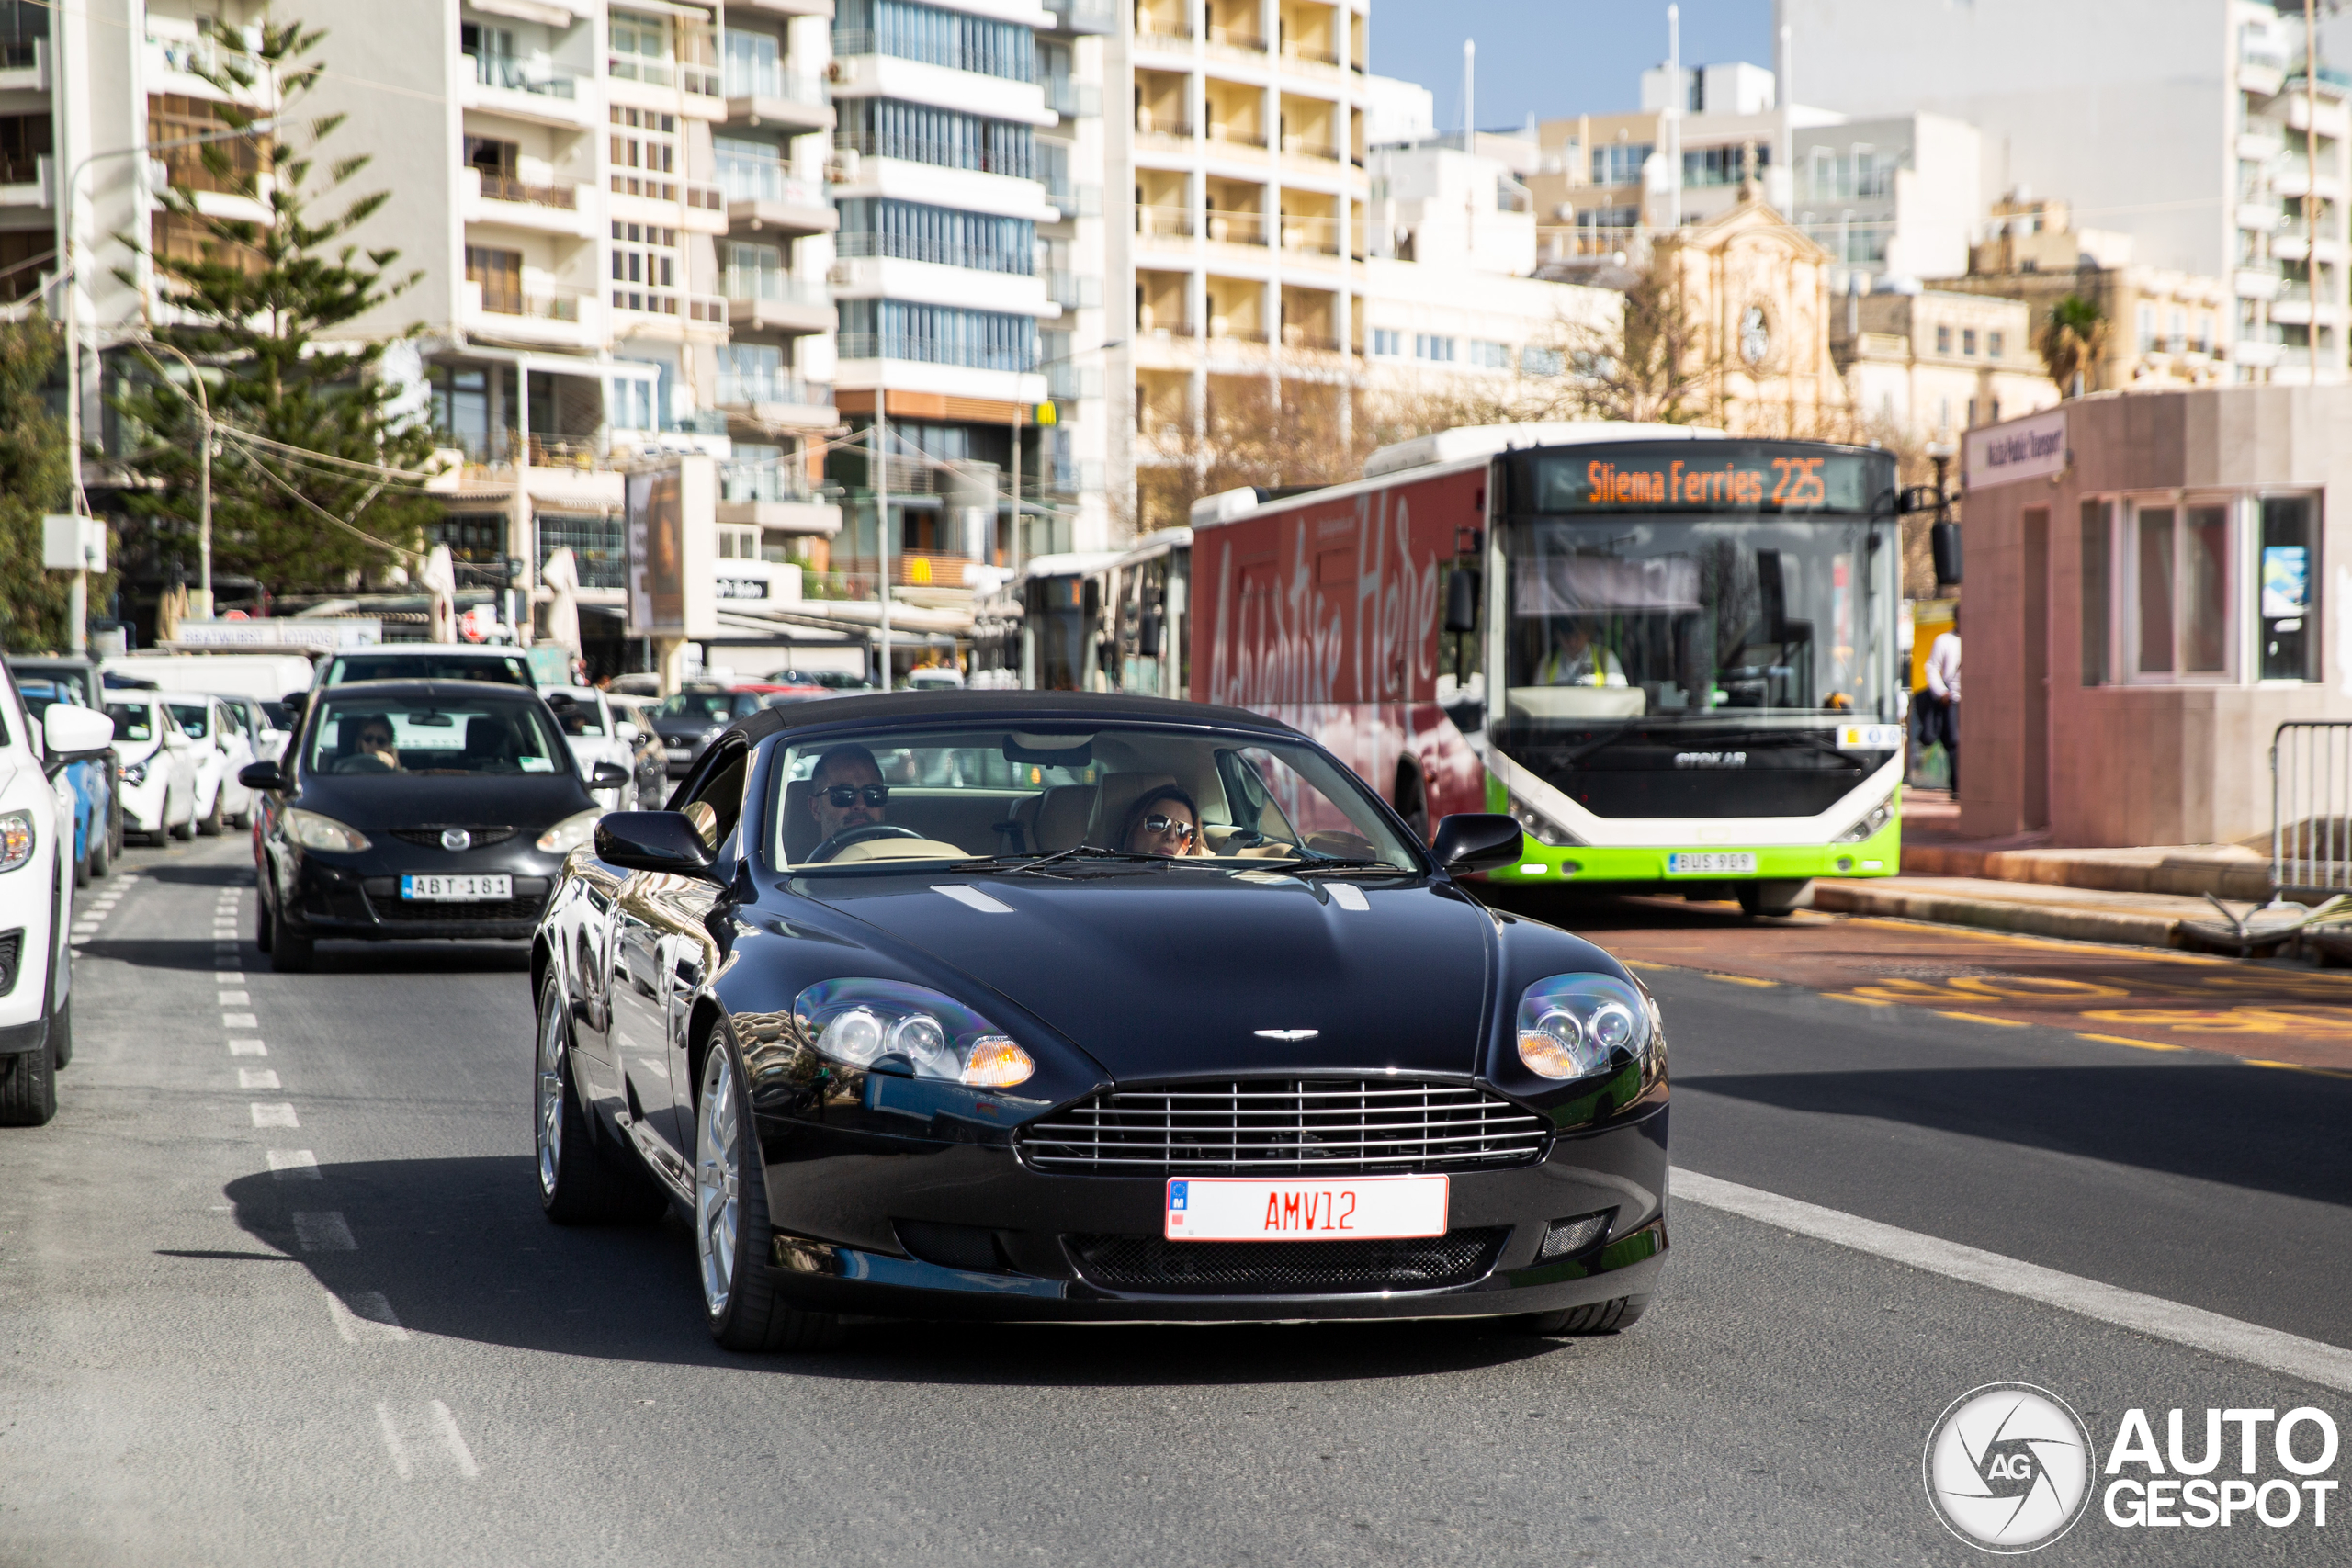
[{"left": 532, "top": 691, "right": 1668, "bottom": 1349}]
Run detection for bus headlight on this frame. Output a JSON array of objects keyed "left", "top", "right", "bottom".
[
  {"left": 1508, "top": 794, "right": 1585, "bottom": 848},
  {"left": 1834, "top": 799, "right": 1894, "bottom": 844}
]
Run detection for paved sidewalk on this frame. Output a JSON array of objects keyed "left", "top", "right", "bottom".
[{"left": 1809, "top": 873, "right": 2270, "bottom": 949}]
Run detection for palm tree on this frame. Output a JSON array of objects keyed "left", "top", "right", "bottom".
[{"left": 2035, "top": 293, "right": 2109, "bottom": 397}]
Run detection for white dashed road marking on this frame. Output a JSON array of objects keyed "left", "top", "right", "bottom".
[
  {"left": 250, "top": 1103, "right": 298, "bottom": 1129},
  {"left": 1676, "top": 1168, "right": 2352, "bottom": 1395},
  {"left": 375, "top": 1401, "right": 475, "bottom": 1477},
  {"left": 223, "top": 1012, "right": 258, "bottom": 1029},
  {"left": 218, "top": 990, "right": 250, "bottom": 1005},
  {"left": 229, "top": 1040, "right": 267, "bottom": 1056},
  {"left": 293, "top": 1212, "right": 356, "bottom": 1252},
  {"left": 266, "top": 1149, "right": 320, "bottom": 1180},
  {"left": 331, "top": 1292, "right": 410, "bottom": 1345},
  {"left": 238, "top": 1068, "right": 280, "bottom": 1089}
]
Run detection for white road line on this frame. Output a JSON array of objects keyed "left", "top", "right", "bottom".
[
  {"left": 222, "top": 1012, "right": 258, "bottom": 1029},
  {"left": 1675, "top": 1168, "right": 2352, "bottom": 1395},
  {"left": 265, "top": 1148, "right": 318, "bottom": 1180},
  {"left": 250, "top": 1102, "right": 298, "bottom": 1128},
  {"left": 238, "top": 1067, "right": 280, "bottom": 1089},
  {"left": 294, "top": 1212, "right": 356, "bottom": 1252},
  {"left": 229, "top": 1039, "right": 266, "bottom": 1056},
  {"left": 374, "top": 1400, "right": 474, "bottom": 1478},
  {"left": 218, "top": 990, "right": 250, "bottom": 1005},
  {"left": 334, "top": 1294, "right": 409, "bottom": 1346},
  {"left": 218, "top": 971, "right": 243, "bottom": 983}
]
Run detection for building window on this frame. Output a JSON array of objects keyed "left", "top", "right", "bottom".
[
  {"left": 1521, "top": 344, "right": 1564, "bottom": 376},
  {"left": 1370, "top": 328, "right": 1400, "bottom": 355},
  {"left": 1987, "top": 330, "right": 2004, "bottom": 359},
  {"left": 465, "top": 244, "right": 524, "bottom": 314},
  {"left": 609, "top": 220, "right": 680, "bottom": 312},
  {"left": 839, "top": 299, "right": 1036, "bottom": 370},
  {"left": 149, "top": 93, "right": 267, "bottom": 196},
  {"left": 1935, "top": 324, "right": 1951, "bottom": 355},
  {"left": 2138, "top": 303, "right": 2157, "bottom": 353},
  {"left": 609, "top": 11, "right": 677, "bottom": 83},
  {"left": 836, "top": 197, "right": 1035, "bottom": 273},
  {"left": 1589, "top": 141, "right": 1653, "bottom": 186},
  {"left": 429, "top": 514, "right": 507, "bottom": 566},
  {"left": 1962, "top": 328, "right": 1978, "bottom": 356},
  {"left": 2169, "top": 309, "right": 2187, "bottom": 353},
  {"left": 834, "top": 0, "right": 1035, "bottom": 82},
  {"left": 1467, "top": 339, "right": 1510, "bottom": 368},
  {"left": 2080, "top": 499, "right": 2110, "bottom": 686},
  {"left": 2132, "top": 501, "right": 2232, "bottom": 678},
  {"left": 537, "top": 513, "right": 626, "bottom": 589},
  {"left": 1413, "top": 333, "right": 1455, "bottom": 362},
  {"left": 609, "top": 105, "right": 678, "bottom": 199},
  {"left": 837, "top": 98, "right": 1035, "bottom": 178},
  {"left": 2261, "top": 494, "right": 2320, "bottom": 681}
]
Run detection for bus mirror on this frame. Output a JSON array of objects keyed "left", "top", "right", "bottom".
[
  {"left": 1931, "top": 521, "right": 1962, "bottom": 585},
  {"left": 1138, "top": 608, "right": 1163, "bottom": 659},
  {"left": 1442, "top": 569, "right": 1480, "bottom": 636}
]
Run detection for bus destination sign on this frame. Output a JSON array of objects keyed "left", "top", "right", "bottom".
[{"left": 1529, "top": 443, "right": 1890, "bottom": 515}]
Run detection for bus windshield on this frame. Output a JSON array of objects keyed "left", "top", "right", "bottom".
[{"left": 1502, "top": 513, "right": 1898, "bottom": 725}]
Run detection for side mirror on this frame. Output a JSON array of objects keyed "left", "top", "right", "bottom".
[
  {"left": 42, "top": 705, "right": 115, "bottom": 765},
  {"left": 1430, "top": 812, "right": 1522, "bottom": 875},
  {"left": 589, "top": 761, "right": 631, "bottom": 788},
  {"left": 1442, "top": 568, "right": 1480, "bottom": 636},
  {"left": 594, "top": 810, "right": 716, "bottom": 877},
  {"left": 239, "top": 761, "right": 287, "bottom": 792},
  {"left": 282, "top": 690, "right": 310, "bottom": 719},
  {"left": 164, "top": 731, "right": 190, "bottom": 750}
]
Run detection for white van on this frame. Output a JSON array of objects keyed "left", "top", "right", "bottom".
[
  {"left": 104, "top": 652, "right": 317, "bottom": 705},
  {"left": 0, "top": 663, "right": 114, "bottom": 1125}
]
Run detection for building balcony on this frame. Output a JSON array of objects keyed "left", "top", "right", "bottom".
[
  {"left": 2235, "top": 263, "right": 2286, "bottom": 299},
  {"left": 2284, "top": 91, "right": 2352, "bottom": 137},
  {"left": 724, "top": 271, "right": 836, "bottom": 334},
  {"left": 1204, "top": 125, "right": 1271, "bottom": 153},
  {"left": 723, "top": 62, "right": 834, "bottom": 136},
  {"left": 1042, "top": 0, "right": 1116, "bottom": 34},
  {"left": 1135, "top": 25, "right": 1196, "bottom": 54},
  {"left": 1280, "top": 325, "right": 1351, "bottom": 355},
  {"left": 2241, "top": 62, "right": 2287, "bottom": 98},
  {"left": 829, "top": 254, "right": 1056, "bottom": 317},
  {"left": 716, "top": 371, "right": 835, "bottom": 426},
  {"left": 609, "top": 288, "right": 729, "bottom": 333},
  {"left": 0, "top": 152, "right": 49, "bottom": 209},
  {"left": 1046, "top": 76, "right": 1101, "bottom": 118},
  {"left": 2272, "top": 233, "right": 2350, "bottom": 264},
  {"left": 0, "top": 36, "right": 45, "bottom": 91},
  {"left": 1137, "top": 205, "right": 1196, "bottom": 242},
  {"left": 607, "top": 176, "right": 729, "bottom": 234},
  {"left": 460, "top": 280, "right": 603, "bottom": 347},
  {"left": 1046, "top": 361, "right": 1102, "bottom": 400},
  {"left": 734, "top": 0, "right": 835, "bottom": 17},
  {"left": 1044, "top": 178, "right": 1102, "bottom": 218},
  {"left": 2237, "top": 128, "right": 2286, "bottom": 162},
  {"left": 1204, "top": 26, "right": 1267, "bottom": 59},
  {"left": 1046, "top": 269, "right": 1100, "bottom": 308},
  {"left": 715, "top": 491, "right": 843, "bottom": 537},
  {"left": 2238, "top": 200, "right": 2285, "bottom": 232},
  {"left": 459, "top": 167, "right": 597, "bottom": 237},
  {"left": 1204, "top": 208, "right": 1265, "bottom": 245},
  {"left": 722, "top": 164, "right": 839, "bottom": 238},
  {"left": 1278, "top": 43, "right": 1343, "bottom": 76},
  {"left": 1135, "top": 120, "right": 1198, "bottom": 152},
  {"left": 458, "top": 54, "right": 594, "bottom": 129},
  {"left": 1279, "top": 215, "right": 1341, "bottom": 256}
]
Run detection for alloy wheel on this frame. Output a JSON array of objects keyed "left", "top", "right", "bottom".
[
  {"left": 696, "top": 1046, "right": 741, "bottom": 1315},
  {"left": 535, "top": 999, "right": 567, "bottom": 1199}
]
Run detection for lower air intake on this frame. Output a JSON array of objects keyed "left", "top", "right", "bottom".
[{"left": 1067, "top": 1227, "right": 1510, "bottom": 1295}]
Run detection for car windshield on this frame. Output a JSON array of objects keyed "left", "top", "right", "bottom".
[
  {"left": 765, "top": 721, "right": 1420, "bottom": 874},
  {"left": 548, "top": 695, "right": 606, "bottom": 736},
  {"left": 322, "top": 653, "right": 530, "bottom": 687},
  {"left": 653, "top": 691, "right": 754, "bottom": 722},
  {"left": 305, "top": 694, "right": 569, "bottom": 777},
  {"left": 164, "top": 701, "right": 211, "bottom": 739},
  {"left": 106, "top": 702, "right": 156, "bottom": 741}
]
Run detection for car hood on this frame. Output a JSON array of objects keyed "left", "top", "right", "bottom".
[
  {"left": 797, "top": 871, "right": 1497, "bottom": 1081},
  {"left": 652, "top": 716, "right": 722, "bottom": 741},
  {"left": 288, "top": 770, "right": 595, "bottom": 829}
]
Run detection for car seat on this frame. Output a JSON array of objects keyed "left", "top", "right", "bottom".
[{"left": 1087, "top": 773, "right": 1179, "bottom": 849}]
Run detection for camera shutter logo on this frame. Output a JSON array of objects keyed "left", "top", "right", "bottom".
[{"left": 1924, "top": 1382, "right": 2096, "bottom": 1552}]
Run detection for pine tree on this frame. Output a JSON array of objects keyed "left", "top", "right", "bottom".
[
  {"left": 0, "top": 314, "right": 83, "bottom": 651},
  {"left": 112, "top": 19, "right": 439, "bottom": 599}
]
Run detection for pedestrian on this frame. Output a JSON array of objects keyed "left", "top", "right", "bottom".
[{"left": 1920, "top": 625, "right": 1961, "bottom": 791}]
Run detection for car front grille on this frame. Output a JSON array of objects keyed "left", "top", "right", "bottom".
[
  {"left": 1018, "top": 1077, "right": 1549, "bottom": 1176},
  {"left": 1067, "top": 1227, "right": 1510, "bottom": 1294},
  {"left": 388, "top": 826, "right": 518, "bottom": 850}
]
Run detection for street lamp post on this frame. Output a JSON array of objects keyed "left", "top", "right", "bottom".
[{"left": 52, "top": 118, "right": 280, "bottom": 650}]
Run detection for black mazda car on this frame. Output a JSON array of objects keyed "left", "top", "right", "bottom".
[
  {"left": 533, "top": 691, "right": 1669, "bottom": 1350},
  {"left": 244, "top": 681, "right": 627, "bottom": 971}
]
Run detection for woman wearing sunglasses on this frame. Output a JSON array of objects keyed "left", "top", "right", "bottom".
[{"left": 1120, "top": 784, "right": 1210, "bottom": 858}]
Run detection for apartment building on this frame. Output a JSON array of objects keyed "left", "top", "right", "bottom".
[
  {"left": 1785, "top": 0, "right": 2351, "bottom": 383},
  {"left": 37, "top": 0, "right": 844, "bottom": 671},
  {"left": 1831, "top": 288, "right": 2060, "bottom": 438},
  {"left": 1527, "top": 76, "right": 1983, "bottom": 294},
  {"left": 1114, "top": 0, "right": 1373, "bottom": 533},
  {"left": 823, "top": 0, "right": 1062, "bottom": 585}
]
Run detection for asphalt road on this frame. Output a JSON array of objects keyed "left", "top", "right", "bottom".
[{"left": 4, "top": 835, "right": 2348, "bottom": 1566}]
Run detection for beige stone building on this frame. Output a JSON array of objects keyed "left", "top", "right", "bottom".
[
  {"left": 1657, "top": 193, "right": 1849, "bottom": 435},
  {"left": 1833, "top": 288, "right": 2061, "bottom": 440},
  {"left": 1946, "top": 196, "right": 2233, "bottom": 395}
]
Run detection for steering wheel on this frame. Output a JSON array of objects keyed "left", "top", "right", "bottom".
[{"left": 808, "top": 823, "right": 925, "bottom": 863}]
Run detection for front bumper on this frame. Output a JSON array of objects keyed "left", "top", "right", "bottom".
[
  {"left": 750, "top": 1107, "right": 1668, "bottom": 1323},
  {"left": 274, "top": 845, "right": 560, "bottom": 942},
  {"left": 119, "top": 774, "right": 171, "bottom": 833}
]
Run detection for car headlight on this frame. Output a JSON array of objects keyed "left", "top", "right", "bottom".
[
  {"left": 120, "top": 758, "right": 149, "bottom": 785},
  {"left": 793, "top": 977, "right": 1035, "bottom": 1088},
  {"left": 285, "top": 807, "right": 370, "bottom": 853},
  {"left": 0, "top": 810, "right": 34, "bottom": 874},
  {"left": 1515, "top": 973, "right": 1654, "bottom": 1080},
  {"left": 536, "top": 807, "right": 605, "bottom": 853}
]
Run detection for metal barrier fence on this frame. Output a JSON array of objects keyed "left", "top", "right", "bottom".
[{"left": 2272, "top": 721, "right": 2352, "bottom": 893}]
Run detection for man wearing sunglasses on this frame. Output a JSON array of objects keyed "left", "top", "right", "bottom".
[{"left": 807, "top": 743, "right": 891, "bottom": 845}]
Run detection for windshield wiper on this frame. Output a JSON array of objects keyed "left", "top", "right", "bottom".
[
  {"left": 1287, "top": 857, "right": 1413, "bottom": 876},
  {"left": 953, "top": 844, "right": 1182, "bottom": 879}
]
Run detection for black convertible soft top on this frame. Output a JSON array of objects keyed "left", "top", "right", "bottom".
[{"left": 728, "top": 689, "right": 1301, "bottom": 748}]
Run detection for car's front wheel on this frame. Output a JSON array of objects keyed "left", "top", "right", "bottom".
[
  {"left": 695, "top": 1025, "right": 839, "bottom": 1353},
  {"left": 536, "top": 973, "right": 662, "bottom": 1224},
  {"left": 196, "top": 786, "right": 223, "bottom": 837}
]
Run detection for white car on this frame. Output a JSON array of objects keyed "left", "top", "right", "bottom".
[
  {"left": 0, "top": 664, "right": 114, "bottom": 1125},
  {"left": 162, "top": 694, "right": 256, "bottom": 833},
  {"left": 104, "top": 693, "right": 201, "bottom": 844},
  {"left": 544, "top": 685, "right": 638, "bottom": 811}
]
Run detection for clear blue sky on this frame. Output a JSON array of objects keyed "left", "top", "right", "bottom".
[{"left": 1370, "top": 0, "right": 1774, "bottom": 131}]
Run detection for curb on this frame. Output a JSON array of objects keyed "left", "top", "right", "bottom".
[
  {"left": 1901, "top": 843, "right": 2280, "bottom": 904},
  {"left": 1808, "top": 881, "right": 2181, "bottom": 949}
]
